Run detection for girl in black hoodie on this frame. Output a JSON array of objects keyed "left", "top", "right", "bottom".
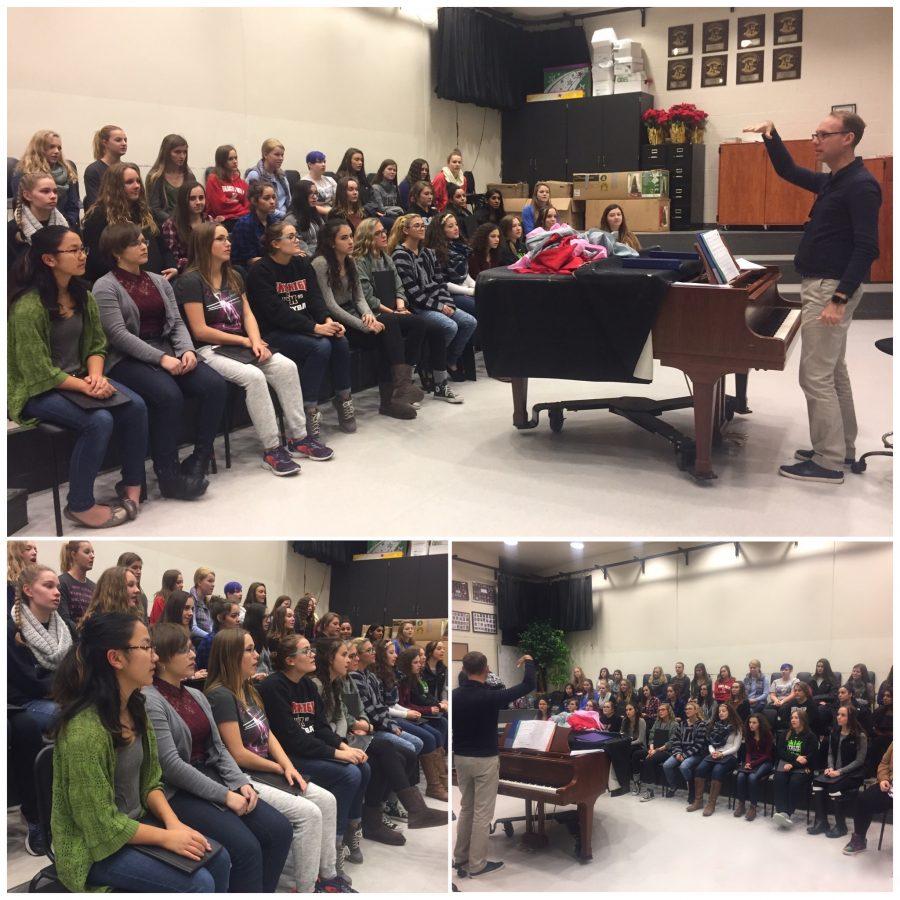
[{"left": 772, "top": 707, "right": 818, "bottom": 828}]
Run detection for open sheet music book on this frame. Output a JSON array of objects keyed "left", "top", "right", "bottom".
[
  {"left": 505, "top": 719, "right": 558, "bottom": 752},
  {"left": 697, "top": 230, "right": 741, "bottom": 284}
]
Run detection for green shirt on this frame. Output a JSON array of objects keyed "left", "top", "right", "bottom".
[
  {"left": 7, "top": 289, "right": 107, "bottom": 424},
  {"left": 52, "top": 707, "right": 164, "bottom": 892}
]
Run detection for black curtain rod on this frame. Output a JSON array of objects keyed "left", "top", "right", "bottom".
[{"left": 474, "top": 7, "right": 647, "bottom": 29}]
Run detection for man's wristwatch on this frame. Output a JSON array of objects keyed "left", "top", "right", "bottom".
[{"left": 831, "top": 292, "right": 849, "bottom": 305}]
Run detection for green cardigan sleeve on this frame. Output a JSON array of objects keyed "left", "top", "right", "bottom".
[{"left": 51, "top": 708, "right": 162, "bottom": 893}]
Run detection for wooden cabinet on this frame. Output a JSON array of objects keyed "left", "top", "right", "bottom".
[
  {"left": 718, "top": 139, "right": 819, "bottom": 226},
  {"left": 863, "top": 156, "right": 892, "bottom": 283}
]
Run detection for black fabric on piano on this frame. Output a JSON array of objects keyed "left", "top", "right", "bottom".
[{"left": 475, "top": 257, "right": 702, "bottom": 383}]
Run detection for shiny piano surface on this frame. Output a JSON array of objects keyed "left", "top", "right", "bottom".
[
  {"left": 506, "top": 264, "right": 801, "bottom": 480},
  {"left": 496, "top": 724, "right": 610, "bottom": 861}
]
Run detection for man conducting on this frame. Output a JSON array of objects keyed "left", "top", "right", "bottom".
[
  {"left": 452, "top": 651, "right": 536, "bottom": 878},
  {"left": 744, "top": 112, "right": 881, "bottom": 485}
]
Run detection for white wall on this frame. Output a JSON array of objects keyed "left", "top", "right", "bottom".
[
  {"left": 539, "top": 541, "right": 893, "bottom": 687},
  {"left": 577, "top": 6, "right": 893, "bottom": 221},
  {"left": 452, "top": 543, "right": 502, "bottom": 685},
  {"left": 29, "top": 540, "right": 332, "bottom": 612},
  {"left": 7, "top": 7, "right": 502, "bottom": 192}
]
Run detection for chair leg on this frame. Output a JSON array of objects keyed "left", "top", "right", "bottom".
[
  {"left": 209, "top": 449, "right": 218, "bottom": 475},
  {"left": 48, "top": 436, "right": 63, "bottom": 537},
  {"left": 879, "top": 812, "right": 887, "bottom": 850}
]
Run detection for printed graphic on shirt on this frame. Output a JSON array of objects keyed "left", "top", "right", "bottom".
[
  {"left": 786, "top": 735, "right": 804, "bottom": 756},
  {"left": 291, "top": 699, "right": 317, "bottom": 733},
  {"left": 241, "top": 702, "right": 271, "bottom": 758},
  {"left": 204, "top": 286, "right": 244, "bottom": 335},
  {"left": 276, "top": 279, "right": 310, "bottom": 314}
]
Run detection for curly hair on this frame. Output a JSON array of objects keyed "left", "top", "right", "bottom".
[
  {"left": 16, "top": 130, "right": 78, "bottom": 182},
  {"left": 87, "top": 162, "right": 158, "bottom": 235}
]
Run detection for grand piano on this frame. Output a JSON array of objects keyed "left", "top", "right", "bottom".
[
  {"left": 494, "top": 722, "right": 613, "bottom": 861},
  {"left": 476, "top": 258, "right": 801, "bottom": 480}
]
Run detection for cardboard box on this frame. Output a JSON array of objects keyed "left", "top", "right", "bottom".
[
  {"left": 592, "top": 83, "right": 614, "bottom": 97},
  {"left": 585, "top": 197, "right": 670, "bottom": 232},
  {"left": 614, "top": 73, "right": 647, "bottom": 93},
  {"left": 526, "top": 89, "right": 585, "bottom": 103},
  {"left": 572, "top": 170, "right": 669, "bottom": 200},
  {"left": 391, "top": 618, "right": 448, "bottom": 642},
  {"left": 542, "top": 180, "right": 573, "bottom": 198},
  {"left": 543, "top": 64, "right": 591, "bottom": 94},
  {"left": 614, "top": 61, "right": 644, "bottom": 75},
  {"left": 486, "top": 182, "right": 529, "bottom": 200},
  {"left": 613, "top": 39, "right": 642, "bottom": 56},
  {"left": 503, "top": 197, "right": 584, "bottom": 230},
  {"left": 629, "top": 169, "right": 669, "bottom": 198}
]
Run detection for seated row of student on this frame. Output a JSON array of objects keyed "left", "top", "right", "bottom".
[
  {"left": 396, "top": 647, "right": 449, "bottom": 750},
  {"left": 7, "top": 228, "right": 148, "bottom": 528},
  {"left": 93, "top": 221, "right": 227, "bottom": 501},
  {"left": 389, "top": 213, "right": 477, "bottom": 400},
  {"left": 311, "top": 220, "right": 424, "bottom": 420},
  {"left": 11, "top": 130, "right": 82, "bottom": 228}
]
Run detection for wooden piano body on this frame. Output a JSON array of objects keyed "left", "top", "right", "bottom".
[
  {"left": 508, "top": 265, "right": 801, "bottom": 480},
  {"left": 496, "top": 723, "right": 611, "bottom": 861}
]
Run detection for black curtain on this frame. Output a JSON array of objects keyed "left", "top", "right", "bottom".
[
  {"left": 435, "top": 8, "right": 591, "bottom": 111},
  {"left": 498, "top": 572, "right": 593, "bottom": 645},
  {"left": 290, "top": 542, "right": 368, "bottom": 565}
]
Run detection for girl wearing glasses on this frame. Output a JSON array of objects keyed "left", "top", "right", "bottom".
[
  {"left": 8, "top": 171, "right": 77, "bottom": 272},
  {"left": 178, "top": 222, "right": 327, "bottom": 476},
  {"left": 7, "top": 226, "right": 148, "bottom": 528},
  {"left": 93, "top": 222, "right": 226, "bottom": 503},
  {"left": 258, "top": 633, "right": 370, "bottom": 884},
  {"left": 51, "top": 613, "right": 232, "bottom": 892},
  {"left": 286, "top": 180, "right": 326, "bottom": 257}
]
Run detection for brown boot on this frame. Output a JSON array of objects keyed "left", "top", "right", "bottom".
[
  {"left": 703, "top": 779, "right": 722, "bottom": 816},
  {"left": 438, "top": 747, "right": 449, "bottom": 792},
  {"left": 733, "top": 800, "right": 746, "bottom": 818},
  {"left": 686, "top": 777, "right": 706, "bottom": 812},
  {"left": 362, "top": 805, "right": 406, "bottom": 845},
  {"left": 397, "top": 786, "right": 447, "bottom": 828},
  {"left": 421, "top": 749, "right": 449, "bottom": 801},
  {"left": 745, "top": 804, "right": 758, "bottom": 821},
  {"left": 393, "top": 364, "right": 425, "bottom": 405},
  {"left": 378, "top": 382, "right": 417, "bottom": 420}
]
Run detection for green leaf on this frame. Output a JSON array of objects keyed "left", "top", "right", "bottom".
[{"left": 516, "top": 620, "right": 572, "bottom": 692}]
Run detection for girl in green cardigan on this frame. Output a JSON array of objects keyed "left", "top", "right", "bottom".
[
  {"left": 7, "top": 226, "right": 148, "bottom": 528},
  {"left": 51, "top": 612, "right": 230, "bottom": 892}
]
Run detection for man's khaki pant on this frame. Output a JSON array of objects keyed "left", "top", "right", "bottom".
[
  {"left": 798, "top": 277, "right": 863, "bottom": 469},
  {"left": 453, "top": 754, "right": 500, "bottom": 875}
]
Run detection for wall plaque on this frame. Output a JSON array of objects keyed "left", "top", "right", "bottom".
[
  {"left": 701, "top": 54, "right": 728, "bottom": 87},
  {"left": 668, "top": 24, "right": 693, "bottom": 57},
  {"left": 736, "top": 50, "right": 764, "bottom": 84},
  {"left": 667, "top": 58, "right": 693, "bottom": 90},
  {"left": 452, "top": 580, "right": 469, "bottom": 602},
  {"left": 774, "top": 10, "right": 803, "bottom": 44},
  {"left": 738, "top": 14, "right": 765, "bottom": 48},
  {"left": 702, "top": 19, "right": 729, "bottom": 53},
  {"left": 773, "top": 46, "right": 802, "bottom": 81}
]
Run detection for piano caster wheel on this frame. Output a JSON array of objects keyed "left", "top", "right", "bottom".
[
  {"left": 549, "top": 409, "right": 565, "bottom": 433},
  {"left": 851, "top": 460, "right": 867, "bottom": 474},
  {"left": 503, "top": 822, "right": 515, "bottom": 838}
]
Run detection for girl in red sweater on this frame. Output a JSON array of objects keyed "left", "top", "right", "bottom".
[
  {"left": 714, "top": 665, "right": 736, "bottom": 703},
  {"left": 205, "top": 145, "right": 249, "bottom": 226}
]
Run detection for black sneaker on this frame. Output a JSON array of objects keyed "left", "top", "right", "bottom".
[
  {"left": 469, "top": 861, "right": 504, "bottom": 877},
  {"left": 261, "top": 446, "right": 301, "bottom": 476},
  {"left": 453, "top": 863, "right": 468, "bottom": 878},
  {"left": 779, "top": 460, "right": 843, "bottom": 484},
  {"left": 664, "top": 787, "right": 677, "bottom": 798},
  {"left": 433, "top": 380, "right": 464, "bottom": 404},
  {"left": 794, "top": 449, "right": 854, "bottom": 466},
  {"left": 287, "top": 436, "right": 334, "bottom": 461},
  {"left": 640, "top": 789, "right": 655, "bottom": 802},
  {"left": 25, "top": 822, "right": 48, "bottom": 857},
  {"left": 843, "top": 834, "right": 867, "bottom": 855}
]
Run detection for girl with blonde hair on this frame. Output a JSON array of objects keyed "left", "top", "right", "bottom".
[
  {"left": 13, "top": 130, "right": 81, "bottom": 226},
  {"left": 247, "top": 138, "right": 291, "bottom": 220},
  {"left": 81, "top": 566, "right": 143, "bottom": 623},
  {"left": 84, "top": 124, "right": 127, "bottom": 209},
  {"left": 7, "top": 541, "right": 38, "bottom": 610}
]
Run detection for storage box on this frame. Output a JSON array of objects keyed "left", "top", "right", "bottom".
[
  {"left": 391, "top": 618, "right": 448, "bottom": 642},
  {"left": 613, "top": 39, "right": 642, "bottom": 56},
  {"left": 614, "top": 73, "right": 647, "bottom": 93},
  {"left": 486, "top": 182, "right": 529, "bottom": 200},
  {"left": 503, "top": 197, "right": 585, "bottom": 229},
  {"left": 585, "top": 197, "right": 670, "bottom": 232},
  {"left": 542, "top": 180, "right": 573, "bottom": 198},
  {"left": 628, "top": 169, "right": 669, "bottom": 198},
  {"left": 572, "top": 171, "right": 630, "bottom": 199},
  {"left": 543, "top": 64, "right": 591, "bottom": 94},
  {"left": 592, "top": 83, "right": 614, "bottom": 97},
  {"left": 614, "top": 60, "right": 644, "bottom": 75},
  {"left": 526, "top": 89, "right": 585, "bottom": 103}
]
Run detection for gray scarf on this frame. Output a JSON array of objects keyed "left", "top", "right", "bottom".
[
  {"left": 16, "top": 202, "right": 68, "bottom": 241},
  {"left": 17, "top": 602, "right": 72, "bottom": 670}
]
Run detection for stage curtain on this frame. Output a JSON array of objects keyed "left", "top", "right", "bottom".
[
  {"left": 498, "top": 572, "right": 593, "bottom": 644},
  {"left": 290, "top": 541, "right": 368, "bottom": 565},
  {"left": 522, "top": 27, "right": 591, "bottom": 96}
]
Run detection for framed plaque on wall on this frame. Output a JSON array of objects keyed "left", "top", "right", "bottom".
[
  {"left": 701, "top": 54, "right": 728, "bottom": 87},
  {"left": 472, "top": 611, "right": 497, "bottom": 634},
  {"left": 737, "top": 50, "right": 764, "bottom": 85},
  {"left": 738, "top": 14, "right": 765, "bottom": 48},
  {"left": 668, "top": 24, "right": 693, "bottom": 57},
  {"left": 702, "top": 19, "right": 729, "bottom": 53},
  {"left": 472, "top": 582, "right": 497, "bottom": 604},
  {"left": 452, "top": 580, "right": 469, "bottom": 602},
  {"left": 774, "top": 10, "right": 803, "bottom": 44},
  {"left": 773, "top": 46, "right": 802, "bottom": 81},
  {"left": 667, "top": 58, "right": 693, "bottom": 90},
  {"left": 452, "top": 610, "right": 471, "bottom": 632}
]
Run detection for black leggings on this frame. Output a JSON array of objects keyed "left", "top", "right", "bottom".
[
  {"left": 9, "top": 709, "right": 44, "bottom": 823},
  {"left": 364, "top": 734, "right": 418, "bottom": 805},
  {"left": 640, "top": 748, "right": 671, "bottom": 785},
  {"left": 854, "top": 782, "right": 893, "bottom": 837},
  {"left": 346, "top": 312, "right": 426, "bottom": 375}
]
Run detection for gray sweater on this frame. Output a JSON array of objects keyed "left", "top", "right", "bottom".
[
  {"left": 143, "top": 684, "right": 250, "bottom": 804},
  {"left": 93, "top": 270, "right": 195, "bottom": 373},
  {"left": 311, "top": 256, "right": 370, "bottom": 333},
  {"left": 355, "top": 252, "right": 407, "bottom": 312}
]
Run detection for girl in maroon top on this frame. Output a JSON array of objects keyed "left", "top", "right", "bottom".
[
  {"left": 395, "top": 647, "right": 447, "bottom": 751},
  {"left": 714, "top": 665, "right": 736, "bottom": 703},
  {"left": 733, "top": 712, "right": 774, "bottom": 820},
  {"left": 161, "top": 181, "right": 212, "bottom": 274},
  {"left": 205, "top": 145, "right": 250, "bottom": 225},
  {"left": 468, "top": 222, "right": 501, "bottom": 278}
]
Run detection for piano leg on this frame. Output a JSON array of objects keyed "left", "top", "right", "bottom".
[
  {"left": 733, "top": 373, "right": 752, "bottom": 414},
  {"left": 511, "top": 378, "right": 529, "bottom": 429},
  {"left": 576, "top": 802, "right": 594, "bottom": 862},
  {"left": 520, "top": 798, "right": 549, "bottom": 850},
  {"left": 689, "top": 374, "right": 719, "bottom": 480}
]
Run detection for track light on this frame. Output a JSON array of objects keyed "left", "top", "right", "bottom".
[
  {"left": 504, "top": 540, "right": 518, "bottom": 547},
  {"left": 570, "top": 542, "right": 584, "bottom": 550}
]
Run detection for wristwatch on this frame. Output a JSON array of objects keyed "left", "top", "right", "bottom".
[{"left": 831, "top": 292, "right": 849, "bottom": 305}]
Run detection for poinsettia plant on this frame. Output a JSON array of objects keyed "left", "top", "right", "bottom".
[
  {"left": 642, "top": 108, "right": 671, "bottom": 127},
  {"left": 667, "top": 102, "right": 708, "bottom": 126}
]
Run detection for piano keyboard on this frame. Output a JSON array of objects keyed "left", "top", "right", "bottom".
[{"left": 498, "top": 779, "right": 562, "bottom": 797}]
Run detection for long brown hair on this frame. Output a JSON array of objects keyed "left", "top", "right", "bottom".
[
  {"left": 82, "top": 566, "right": 140, "bottom": 624},
  {"left": 88, "top": 162, "right": 158, "bottom": 235},
  {"left": 146, "top": 134, "right": 194, "bottom": 195},
  {"left": 424, "top": 213, "right": 455, "bottom": 267},
  {"left": 172, "top": 180, "right": 207, "bottom": 247},
  {"left": 374, "top": 638, "right": 397, "bottom": 689},
  {"left": 331, "top": 176, "right": 364, "bottom": 221},
  {"left": 185, "top": 221, "right": 243, "bottom": 294},
  {"left": 214, "top": 144, "right": 238, "bottom": 182},
  {"left": 600, "top": 203, "right": 641, "bottom": 250},
  {"left": 206, "top": 627, "right": 263, "bottom": 709},
  {"left": 316, "top": 219, "right": 360, "bottom": 294}
]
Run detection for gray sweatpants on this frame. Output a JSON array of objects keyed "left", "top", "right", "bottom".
[
  {"left": 798, "top": 277, "right": 863, "bottom": 468},
  {"left": 250, "top": 778, "right": 338, "bottom": 892},
  {"left": 197, "top": 345, "right": 305, "bottom": 449},
  {"left": 453, "top": 754, "right": 500, "bottom": 875}
]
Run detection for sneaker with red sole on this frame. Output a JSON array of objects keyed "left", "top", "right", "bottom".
[
  {"left": 261, "top": 446, "right": 301, "bottom": 476},
  {"left": 315, "top": 876, "right": 357, "bottom": 893},
  {"left": 287, "top": 436, "right": 334, "bottom": 461}
]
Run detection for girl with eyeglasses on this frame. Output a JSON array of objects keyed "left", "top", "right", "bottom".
[
  {"left": 93, "top": 221, "right": 227, "bottom": 503},
  {"left": 205, "top": 628, "right": 352, "bottom": 893},
  {"left": 246, "top": 219, "right": 352, "bottom": 442},
  {"left": 144, "top": 623, "right": 292, "bottom": 891},
  {"left": 286, "top": 180, "right": 326, "bottom": 257},
  {"left": 205, "top": 144, "right": 250, "bottom": 226},
  {"left": 177, "top": 221, "right": 323, "bottom": 476},
  {"left": 146, "top": 134, "right": 195, "bottom": 220},
  {"left": 8, "top": 172, "right": 76, "bottom": 272},
  {"left": 83, "top": 163, "right": 177, "bottom": 282},
  {"left": 51, "top": 613, "right": 232, "bottom": 892},
  {"left": 12, "top": 129, "right": 82, "bottom": 228},
  {"left": 258, "top": 633, "right": 370, "bottom": 884},
  {"left": 7, "top": 225, "right": 148, "bottom": 528}
]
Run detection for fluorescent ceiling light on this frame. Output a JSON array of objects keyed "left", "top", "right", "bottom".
[
  {"left": 504, "top": 540, "right": 519, "bottom": 547},
  {"left": 570, "top": 541, "right": 584, "bottom": 550}
]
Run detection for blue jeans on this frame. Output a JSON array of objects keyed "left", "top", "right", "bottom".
[
  {"left": 168, "top": 792, "right": 292, "bottom": 893},
  {"left": 735, "top": 761, "right": 773, "bottom": 804},
  {"left": 87, "top": 843, "right": 231, "bottom": 892},
  {"left": 379, "top": 727, "right": 423, "bottom": 755},
  {"left": 420, "top": 716, "right": 448, "bottom": 751},
  {"left": 695, "top": 755, "right": 738, "bottom": 782},
  {"left": 22, "top": 380, "right": 148, "bottom": 513},
  {"left": 395, "top": 719, "right": 437, "bottom": 754},
  {"left": 662, "top": 753, "right": 702, "bottom": 788},
  {"left": 265, "top": 329, "right": 351, "bottom": 402},
  {"left": 299, "top": 758, "right": 370, "bottom": 837},
  {"left": 109, "top": 357, "right": 227, "bottom": 472},
  {"left": 23, "top": 699, "right": 59, "bottom": 734},
  {"left": 450, "top": 294, "right": 477, "bottom": 318},
  {"left": 415, "top": 307, "right": 477, "bottom": 369}
]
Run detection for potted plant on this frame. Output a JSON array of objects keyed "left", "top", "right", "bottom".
[
  {"left": 516, "top": 619, "right": 571, "bottom": 694},
  {"left": 641, "top": 107, "right": 669, "bottom": 146},
  {"left": 666, "top": 102, "right": 708, "bottom": 144}
]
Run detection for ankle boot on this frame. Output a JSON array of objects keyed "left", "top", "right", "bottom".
[
  {"left": 421, "top": 749, "right": 449, "bottom": 801},
  {"left": 393, "top": 364, "right": 425, "bottom": 405},
  {"left": 396, "top": 786, "right": 447, "bottom": 828},
  {"left": 305, "top": 406, "right": 322, "bottom": 439},
  {"left": 807, "top": 790, "right": 829, "bottom": 834},
  {"left": 826, "top": 797, "right": 848, "bottom": 838},
  {"left": 438, "top": 747, "right": 449, "bottom": 792},
  {"left": 332, "top": 394, "right": 357, "bottom": 433},
  {"left": 179, "top": 453, "right": 210, "bottom": 496},
  {"left": 703, "top": 779, "right": 722, "bottom": 816},
  {"left": 686, "top": 778, "right": 706, "bottom": 812},
  {"left": 334, "top": 838, "right": 353, "bottom": 883},
  {"left": 378, "top": 382, "right": 417, "bottom": 419},
  {"left": 342, "top": 821, "right": 363, "bottom": 864},
  {"left": 157, "top": 465, "right": 206, "bottom": 501},
  {"left": 362, "top": 805, "right": 406, "bottom": 845},
  {"left": 733, "top": 800, "right": 746, "bottom": 818}
]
